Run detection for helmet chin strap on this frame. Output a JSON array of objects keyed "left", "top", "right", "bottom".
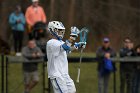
[
  {"left": 49, "top": 30, "right": 60, "bottom": 40},
  {"left": 58, "top": 34, "right": 63, "bottom": 39},
  {"left": 50, "top": 30, "right": 62, "bottom": 40}
]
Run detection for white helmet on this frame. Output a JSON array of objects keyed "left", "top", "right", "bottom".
[
  {"left": 48, "top": 21, "right": 65, "bottom": 39},
  {"left": 32, "top": 0, "right": 39, "bottom": 2}
]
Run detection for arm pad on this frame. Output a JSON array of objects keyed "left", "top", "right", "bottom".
[{"left": 62, "top": 40, "right": 72, "bottom": 51}]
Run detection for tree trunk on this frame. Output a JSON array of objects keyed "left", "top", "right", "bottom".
[
  {"left": 50, "top": 0, "right": 55, "bottom": 20},
  {"left": 68, "top": 0, "right": 75, "bottom": 27}
]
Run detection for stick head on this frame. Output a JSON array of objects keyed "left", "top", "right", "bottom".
[
  {"left": 80, "top": 27, "right": 89, "bottom": 33},
  {"left": 79, "top": 27, "right": 89, "bottom": 42}
]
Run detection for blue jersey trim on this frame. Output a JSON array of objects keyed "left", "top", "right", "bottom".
[
  {"left": 62, "top": 44, "right": 70, "bottom": 51},
  {"left": 55, "top": 79, "right": 63, "bottom": 93}
]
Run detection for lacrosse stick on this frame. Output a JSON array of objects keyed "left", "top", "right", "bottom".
[{"left": 76, "top": 27, "right": 89, "bottom": 83}]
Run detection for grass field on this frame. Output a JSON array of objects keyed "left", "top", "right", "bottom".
[{"left": 0, "top": 53, "right": 121, "bottom": 93}]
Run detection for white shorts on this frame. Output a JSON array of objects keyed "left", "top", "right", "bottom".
[{"left": 50, "top": 75, "right": 76, "bottom": 93}]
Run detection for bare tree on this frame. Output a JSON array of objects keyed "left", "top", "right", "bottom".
[
  {"left": 68, "top": 0, "right": 75, "bottom": 27},
  {"left": 50, "top": 0, "right": 55, "bottom": 20}
]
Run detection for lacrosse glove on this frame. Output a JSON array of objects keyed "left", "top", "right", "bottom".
[
  {"left": 74, "top": 42, "right": 86, "bottom": 49},
  {"left": 70, "top": 26, "right": 80, "bottom": 41}
]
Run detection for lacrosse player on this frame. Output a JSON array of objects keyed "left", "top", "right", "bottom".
[{"left": 46, "top": 21, "right": 86, "bottom": 93}]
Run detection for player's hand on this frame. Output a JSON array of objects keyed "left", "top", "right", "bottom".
[
  {"left": 82, "top": 44, "right": 86, "bottom": 49},
  {"left": 32, "top": 53, "right": 37, "bottom": 58},
  {"left": 74, "top": 42, "right": 86, "bottom": 49},
  {"left": 36, "top": 52, "right": 41, "bottom": 57},
  {"left": 16, "top": 19, "right": 21, "bottom": 24},
  {"left": 70, "top": 26, "right": 80, "bottom": 41},
  {"left": 105, "top": 53, "right": 110, "bottom": 59},
  {"left": 128, "top": 43, "right": 133, "bottom": 49}
]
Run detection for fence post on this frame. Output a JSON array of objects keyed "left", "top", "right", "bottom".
[
  {"left": 48, "top": 78, "right": 51, "bottom": 93},
  {"left": 42, "top": 62, "right": 45, "bottom": 93},
  {"left": 43, "top": 62, "right": 51, "bottom": 93},
  {"left": 5, "top": 56, "right": 8, "bottom": 93},
  {"left": 113, "top": 63, "right": 116, "bottom": 93},
  {"left": 1, "top": 54, "right": 4, "bottom": 93}
]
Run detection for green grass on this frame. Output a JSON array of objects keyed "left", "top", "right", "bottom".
[
  {"left": 69, "top": 63, "right": 120, "bottom": 93},
  {"left": 0, "top": 54, "right": 121, "bottom": 93}
]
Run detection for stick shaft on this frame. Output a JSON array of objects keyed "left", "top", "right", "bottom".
[
  {"left": 76, "top": 68, "right": 80, "bottom": 83},
  {"left": 79, "top": 49, "right": 83, "bottom": 66},
  {"left": 76, "top": 27, "right": 89, "bottom": 83},
  {"left": 76, "top": 49, "right": 83, "bottom": 83}
]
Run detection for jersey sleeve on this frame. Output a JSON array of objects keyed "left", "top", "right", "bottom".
[{"left": 9, "top": 13, "right": 16, "bottom": 25}]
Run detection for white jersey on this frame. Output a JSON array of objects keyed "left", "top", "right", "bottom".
[{"left": 47, "top": 39, "right": 69, "bottom": 78}]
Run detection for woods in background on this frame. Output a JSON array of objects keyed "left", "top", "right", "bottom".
[{"left": 0, "top": 0, "right": 139, "bottom": 52}]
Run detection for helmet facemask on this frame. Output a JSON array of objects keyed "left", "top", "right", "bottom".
[{"left": 55, "top": 29, "right": 65, "bottom": 39}]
